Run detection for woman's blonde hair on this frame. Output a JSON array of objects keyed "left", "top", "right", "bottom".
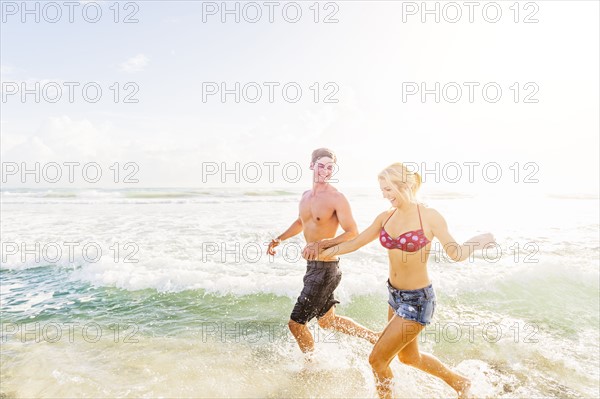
[{"left": 378, "top": 163, "right": 422, "bottom": 200}]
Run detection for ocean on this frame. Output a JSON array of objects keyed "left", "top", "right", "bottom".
[{"left": 1, "top": 187, "right": 598, "bottom": 398}]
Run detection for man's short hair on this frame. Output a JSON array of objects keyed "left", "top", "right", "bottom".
[{"left": 311, "top": 148, "right": 337, "bottom": 164}]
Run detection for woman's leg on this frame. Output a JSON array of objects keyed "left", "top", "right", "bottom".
[
  {"left": 397, "top": 337, "right": 472, "bottom": 398},
  {"left": 369, "top": 315, "right": 424, "bottom": 398}
]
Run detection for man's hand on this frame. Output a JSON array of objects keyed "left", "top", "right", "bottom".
[
  {"left": 302, "top": 241, "right": 320, "bottom": 260},
  {"left": 267, "top": 238, "right": 281, "bottom": 256},
  {"left": 302, "top": 241, "right": 331, "bottom": 260}
]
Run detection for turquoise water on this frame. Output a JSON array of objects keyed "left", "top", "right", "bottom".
[{"left": 1, "top": 188, "right": 598, "bottom": 397}]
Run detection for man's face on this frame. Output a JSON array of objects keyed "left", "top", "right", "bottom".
[{"left": 311, "top": 156, "right": 335, "bottom": 183}]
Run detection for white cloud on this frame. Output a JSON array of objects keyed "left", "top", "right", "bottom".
[
  {"left": 2, "top": 116, "right": 112, "bottom": 162},
  {"left": 119, "top": 54, "right": 149, "bottom": 73},
  {"left": 1, "top": 115, "right": 236, "bottom": 187}
]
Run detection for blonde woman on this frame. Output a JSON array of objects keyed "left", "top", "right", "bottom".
[{"left": 308, "top": 163, "right": 495, "bottom": 398}]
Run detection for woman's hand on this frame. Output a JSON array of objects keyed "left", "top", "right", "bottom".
[
  {"left": 430, "top": 207, "right": 497, "bottom": 262},
  {"left": 466, "top": 233, "right": 496, "bottom": 251},
  {"left": 302, "top": 241, "right": 326, "bottom": 260}
]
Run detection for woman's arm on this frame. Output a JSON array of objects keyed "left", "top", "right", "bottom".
[
  {"left": 312, "top": 211, "right": 388, "bottom": 259},
  {"left": 302, "top": 193, "right": 358, "bottom": 259},
  {"left": 429, "top": 208, "right": 495, "bottom": 262}
]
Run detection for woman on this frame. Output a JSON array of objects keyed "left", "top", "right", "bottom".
[{"left": 312, "top": 163, "right": 494, "bottom": 399}]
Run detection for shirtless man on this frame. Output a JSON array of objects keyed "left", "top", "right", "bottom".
[{"left": 267, "top": 148, "right": 379, "bottom": 354}]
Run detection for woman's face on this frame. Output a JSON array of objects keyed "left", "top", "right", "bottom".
[{"left": 379, "top": 179, "right": 411, "bottom": 207}]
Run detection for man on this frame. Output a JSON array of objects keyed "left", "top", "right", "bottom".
[{"left": 267, "top": 148, "right": 379, "bottom": 354}]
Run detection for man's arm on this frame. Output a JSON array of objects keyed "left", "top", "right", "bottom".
[
  {"left": 278, "top": 217, "right": 303, "bottom": 241},
  {"left": 320, "top": 193, "right": 358, "bottom": 248},
  {"left": 301, "top": 193, "right": 358, "bottom": 260},
  {"left": 267, "top": 217, "right": 303, "bottom": 256},
  {"left": 315, "top": 211, "right": 387, "bottom": 259}
]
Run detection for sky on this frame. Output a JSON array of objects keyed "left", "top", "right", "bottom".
[{"left": 1, "top": 0, "right": 599, "bottom": 194}]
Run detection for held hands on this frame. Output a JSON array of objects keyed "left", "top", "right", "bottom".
[
  {"left": 302, "top": 240, "right": 328, "bottom": 261},
  {"left": 269, "top": 238, "right": 331, "bottom": 259}
]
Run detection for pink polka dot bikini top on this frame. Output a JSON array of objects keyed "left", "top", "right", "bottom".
[{"left": 379, "top": 204, "right": 430, "bottom": 252}]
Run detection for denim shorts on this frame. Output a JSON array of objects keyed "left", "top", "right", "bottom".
[
  {"left": 290, "top": 260, "right": 342, "bottom": 325},
  {"left": 387, "top": 280, "right": 436, "bottom": 326}
]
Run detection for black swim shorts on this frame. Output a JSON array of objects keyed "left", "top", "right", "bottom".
[{"left": 290, "top": 260, "right": 342, "bottom": 324}]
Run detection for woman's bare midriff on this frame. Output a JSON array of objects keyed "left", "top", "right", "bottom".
[{"left": 387, "top": 249, "right": 432, "bottom": 290}]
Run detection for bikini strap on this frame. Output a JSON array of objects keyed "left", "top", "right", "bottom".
[
  {"left": 382, "top": 208, "right": 397, "bottom": 228},
  {"left": 417, "top": 204, "right": 424, "bottom": 230}
]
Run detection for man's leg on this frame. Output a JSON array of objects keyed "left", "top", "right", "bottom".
[
  {"left": 317, "top": 306, "right": 380, "bottom": 344},
  {"left": 288, "top": 319, "right": 315, "bottom": 353}
]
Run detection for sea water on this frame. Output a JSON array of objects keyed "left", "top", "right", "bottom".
[{"left": 1, "top": 188, "right": 598, "bottom": 398}]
